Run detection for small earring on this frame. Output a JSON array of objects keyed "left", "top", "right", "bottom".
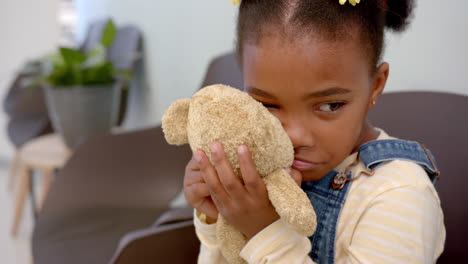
[{"left": 372, "top": 100, "right": 376, "bottom": 106}]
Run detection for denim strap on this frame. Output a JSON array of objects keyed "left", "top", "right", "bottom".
[
  {"left": 358, "top": 139, "right": 440, "bottom": 183},
  {"left": 301, "top": 170, "right": 352, "bottom": 264}
]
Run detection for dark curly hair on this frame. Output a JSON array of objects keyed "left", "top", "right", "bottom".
[{"left": 236, "top": 0, "right": 415, "bottom": 71}]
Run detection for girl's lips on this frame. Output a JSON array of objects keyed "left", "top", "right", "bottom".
[{"left": 292, "top": 158, "right": 322, "bottom": 171}]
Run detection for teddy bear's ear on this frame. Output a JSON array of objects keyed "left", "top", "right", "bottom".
[{"left": 162, "top": 99, "right": 191, "bottom": 145}]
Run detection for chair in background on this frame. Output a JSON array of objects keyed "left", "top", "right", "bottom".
[
  {"left": 3, "top": 69, "right": 52, "bottom": 148},
  {"left": 11, "top": 134, "right": 71, "bottom": 237},
  {"left": 107, "top": 24, "right": 143, "bottom": 125},
  {"left": 3, "top": 69, "right": 53, "bottom": 190},
  {"left": 31, "top": 126, "right": 192, "bottom": 264},
  {"left": 80, "top": 18, "right": 143, "bottom": 125},
  {"left": 80, "top": 18, "right": 111, "bottom": 54},
  {"left": 199, "top": 51, "right": 243, "bottom": 89},
  {"left": 108, "top": 25, "right": 142, "bottom": 71},
  {"left": 108, "top": 207, "right": 199, "bottom": 264},
  {"left": 367, "top": 91, "right": 468, "bottom": 263}
]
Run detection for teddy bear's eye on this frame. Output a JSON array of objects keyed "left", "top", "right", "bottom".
[{"left": 319, "top": 102, "right": 344, "bottom": 112}]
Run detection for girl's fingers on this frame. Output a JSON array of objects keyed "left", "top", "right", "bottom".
[
  {"left": 210, "top": 142, "right": 247, "bottom": 200},
  {"left": 288, "top": 167, "right": 303, "bottom": 187},
  {"left": 184, "top": 181, "right": 218, "bottom": 219},
  {"left": 184, "top": 170, "right": 205, "bottom": 187},
  {"left": 184, "top": 157, "right": 204, "bottom": 187},
  {"left": 198, "top": 196, "right": 219, "bottom": 219},
  {"left": 185, "top": 183, "right": 215, "bottom": 215},
  {"left": 186, "top": 155, "right": 201, "bottom": 171},
  {"left": 195, "top": 150, "right": 231, "bottom": 207},
  {"left": 237, "top": 145, "right": 266, "bottom": 196},
  {"left": 186, "top": 182, "right": 211, "bottom": 199}
]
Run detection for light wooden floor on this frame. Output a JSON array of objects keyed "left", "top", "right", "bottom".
[{"left": 0, "top": 159, "right": 33, "bottom": 263}]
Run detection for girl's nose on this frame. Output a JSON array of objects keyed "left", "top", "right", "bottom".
[{"left": 283, "top": 118, "right": 315, "bottom": 149}]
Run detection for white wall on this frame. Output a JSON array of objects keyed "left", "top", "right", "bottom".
[
  {"left": 384, "top": 1, "right": 468, "bottom": 95},
  {"left": 75, "top": 0, "right": 468, "bottom": 126},
  {"left": 0, "top": 0, "right": 60, "bottom": 160}
]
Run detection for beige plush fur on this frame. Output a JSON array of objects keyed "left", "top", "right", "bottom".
[{"left": 162, "top": 84, "right": 317, "bottom": 264}]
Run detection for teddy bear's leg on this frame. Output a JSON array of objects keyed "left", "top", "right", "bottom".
[
  {"left": 263, "top": 168, "right": 317, "bottom": 237},
  {"left": 216, "top": 215, "right": 247, "bottom": 264}
]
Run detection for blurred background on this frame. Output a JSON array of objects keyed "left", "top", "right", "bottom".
[
  {"left": 0, "top": 0, "right": 467, "bottom": 263},
  {"left": 0, "top": 0, "right": 239, "bottom": 161}
]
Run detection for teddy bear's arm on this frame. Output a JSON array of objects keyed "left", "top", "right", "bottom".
[{"left": 263, "top": 168, "right": 317, "bottom": 237}]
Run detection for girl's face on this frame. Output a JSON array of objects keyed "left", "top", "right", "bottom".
[{"left": 242, "top": 33, "right": 388, "bottom": 181}]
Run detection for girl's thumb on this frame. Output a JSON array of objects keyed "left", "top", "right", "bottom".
[{"left": 286, "top": 167, "right": 302, "bottom": 187}]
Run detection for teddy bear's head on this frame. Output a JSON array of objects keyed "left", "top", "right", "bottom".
[{"left": 162, "top": 84, "right": 293, "bottom": 177}]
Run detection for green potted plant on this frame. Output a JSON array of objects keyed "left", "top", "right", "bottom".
[{"left": 39, "top": 20, "right": 129, "bottom": 148}]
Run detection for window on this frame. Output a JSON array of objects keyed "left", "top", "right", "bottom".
[{"left": 57, "top": 0, "right": 77, "bottom": 47}]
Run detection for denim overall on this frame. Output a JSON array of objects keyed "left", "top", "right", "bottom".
[{"left": 300, "top": 139, "right": 440, "bottom": 264}]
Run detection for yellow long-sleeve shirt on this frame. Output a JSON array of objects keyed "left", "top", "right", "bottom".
[{"left": 195, "top": 130, "right": 446, "bottom": 263}]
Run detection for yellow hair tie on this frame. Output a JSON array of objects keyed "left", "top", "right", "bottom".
[
  {"left": 339, "top": 0, "right": 361, "bottom": 6},
  {"left": 230, "top": 0, "right": 359, "bottom": 7},
  {"left": 230, "top": 0, "right": 240, "bottom": 6}
]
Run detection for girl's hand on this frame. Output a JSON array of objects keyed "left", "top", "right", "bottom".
[
  {"left": 183, "top": 156, "right": 218, "bottom": 224},
  {"left": 287, "top": 167, "right": 303, "bottom": 187},
  {"left": 196, "top": 142, "right": 280, "bottom": 240}
]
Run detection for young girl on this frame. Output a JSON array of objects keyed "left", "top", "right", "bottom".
[{"left": 184, "top": 0, "right": 445, "bottom": 263}]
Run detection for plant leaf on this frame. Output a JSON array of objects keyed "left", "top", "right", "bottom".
[
  {"left": 84, "top": 44, "right": 106, "bottom": 68},
  {"left": 87, "top": 45, "right": 102, "bottom": 58},
  {"left": 82, "top": 62, "right": 114, "bottom": 86},
  {"left": 101, "top": 20, "right": 116, "bottom": 48},
  {"left": 60, "top": 47, "right": 86, "bottom": 65}
]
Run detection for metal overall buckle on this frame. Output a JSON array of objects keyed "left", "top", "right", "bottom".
[{"left": 331, "top": 154, "right": 375, "bottom": 190}]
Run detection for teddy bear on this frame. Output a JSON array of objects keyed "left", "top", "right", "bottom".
[{"left": 162, "top": 84, "right": 316, "bottom": 264}]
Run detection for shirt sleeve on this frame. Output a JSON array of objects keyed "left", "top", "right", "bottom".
[
  {"left": 194, "top": 210, "right": 229, "bottom": 264},
  {"left": 240, "top": 219, "right": 315, "bottom": 264},
  {"left": 342, "top": 184, "right": 445, "bottom": 264},
  {"left": 194, "top": 209, "right": 315, "bottom": 264}
]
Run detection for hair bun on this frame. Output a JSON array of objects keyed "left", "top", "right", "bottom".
[{"left": 385, "top": 0, "right": 415, "bottom": 31}]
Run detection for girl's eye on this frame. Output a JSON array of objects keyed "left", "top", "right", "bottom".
[
  {"left": 262, "top": 103, "right": 279, "bottom": 109},
  {"left": 318, "top": 102, "right": 344, "bottom": 112}
]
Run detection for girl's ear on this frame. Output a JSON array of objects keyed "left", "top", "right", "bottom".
[
  {"left": 369, "top": 62, "right": 389, "bottom": 110},
  {"left": 162, "top": 99, "right": 191, "bottom": 145}
]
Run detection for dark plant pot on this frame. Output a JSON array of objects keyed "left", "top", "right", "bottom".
[{"left": 44, "top": 82, "right": 121, "bottom": 148}]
